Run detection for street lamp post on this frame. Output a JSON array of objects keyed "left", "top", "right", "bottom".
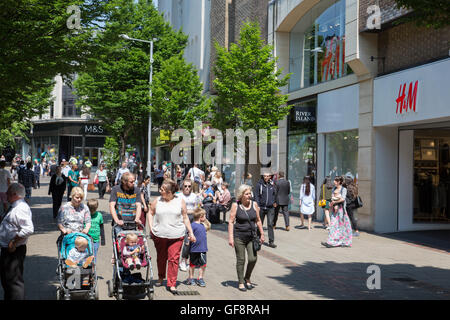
[{"left": 120, "top": 34, "right": 156, "bottom": 180}]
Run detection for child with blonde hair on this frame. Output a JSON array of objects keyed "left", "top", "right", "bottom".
[
  {"left": 122, "top": 233, "right": 144, "bottom": 270},
  {"left": 185, "top": 208, "right": 210, "bottom": 287},
  {"left": 66, "top": 236, "right": 94, "bottom": 268}
]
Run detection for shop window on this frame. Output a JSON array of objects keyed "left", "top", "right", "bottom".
[
  {"left": 287, "top": 98, "right": 317, "bottom": 212},
  {"left": 413, "top": 129, "right": 450, "bottom": 224},
  {"left": 325, "top": 130, "right": 358, "bottom": 181},
  {"left": 289, "top": 0, "right": 352, "bottom": 92}
]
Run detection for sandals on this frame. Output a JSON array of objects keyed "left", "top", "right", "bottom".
[{"left": 168, "top": 287, "right": 178, "bottom": 295}]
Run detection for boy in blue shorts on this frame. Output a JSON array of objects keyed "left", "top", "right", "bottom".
[{"left": 185, "top": 208, "right": 210, "bottom": 287}]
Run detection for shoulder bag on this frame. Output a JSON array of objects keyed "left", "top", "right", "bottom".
[{"left": 239, "top": 202, "right": 261, "bottom": 253}]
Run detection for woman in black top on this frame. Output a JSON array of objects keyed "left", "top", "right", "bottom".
[
  {"left": 48, "top": 166, "right": 67, "bottom": 219},
  {"left": 228, "top": 184, "right": 264, "bottom": 292}
]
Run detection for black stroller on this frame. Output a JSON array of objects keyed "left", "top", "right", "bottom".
[
  {"left": 106, "top": 222, "right": 154, "bottom": 300},
  {"left": 56, "top": 232, "right": 99, "bottom": 300}
]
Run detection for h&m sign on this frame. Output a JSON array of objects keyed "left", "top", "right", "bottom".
[{"left": 396, "top": 80, "right": 418, "bottom": 114}]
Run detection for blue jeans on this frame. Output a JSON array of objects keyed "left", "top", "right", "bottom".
[{"left": 93, "top": 242, "right": 100, "bottom": 263}]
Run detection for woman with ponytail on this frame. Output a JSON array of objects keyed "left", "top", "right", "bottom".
[{"left": 299, "top": 176, "right": 315, "bottom": 230}]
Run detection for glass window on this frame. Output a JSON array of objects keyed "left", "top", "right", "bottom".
[
  {"left": 325, "top": 130, "right": 358, "bottom": 181},
  {"left": 413, "top": 129, "right": 450, "bottom": 224},
  {"left": 287, "top": 98, "right": 317, "bottom": 212},
  {"left": 289, "top": 0, "right": 352, "bottom": 92}
]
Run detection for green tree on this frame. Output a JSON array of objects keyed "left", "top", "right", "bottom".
[
  {"left": 212, "top": 21, "right": 291, "bottom": 173},
  {"left": 393, "top": 0, "right": 450, "bottom": 28},
  {"left": 152, "top": 54, "right": 211, "bottom": 132},
  {"left": 0, "top": 0, "right": 107, "bottom": 146},
  {"left": 74, "top": 0, "right": 189, "bottom": 167}
]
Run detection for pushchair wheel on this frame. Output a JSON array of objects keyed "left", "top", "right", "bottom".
[
  {"left": 147, "top": 291, "right": 154, "bottom": 300},
  {"left": 107, "top": 280, "right": 113, "bottom": 298},
  {"left": 56, "top": 288, "right": 63, "bottom": 300}
]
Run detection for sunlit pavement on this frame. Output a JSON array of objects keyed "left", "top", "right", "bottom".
[{"left": 1, "top": 175, "right": 449, "bottom": 300}]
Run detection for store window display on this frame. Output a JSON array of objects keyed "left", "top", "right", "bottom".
[{"left": 413, "top": 129, "right": 450, "bottom": 223}]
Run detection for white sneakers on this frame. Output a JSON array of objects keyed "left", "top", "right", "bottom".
[{"left": 179, "top": 259, "right": 188, "bottom": 272}]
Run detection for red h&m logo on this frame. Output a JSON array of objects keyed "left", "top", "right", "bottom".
[{"left": 396, "top": 80, "right": 418, "bottom": 114}]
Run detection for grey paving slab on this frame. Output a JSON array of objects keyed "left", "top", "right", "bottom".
[{"left": 1, "top": 175, "right": 449, "bottom": 300}]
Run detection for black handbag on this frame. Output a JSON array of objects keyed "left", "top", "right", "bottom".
[
  {"left": 355, "top": 196, "right": 363, "bottom": 208},
  {"left": 240, "top": 202, "right": 261, "bottom": 253}
]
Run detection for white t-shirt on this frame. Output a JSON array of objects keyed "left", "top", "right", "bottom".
[
  {"left": 181, "top": 192, "right": 200, "bottom": 211},
  {"left": 188, "top": 167, "right": 204, "bottom": 181},
  {"left": 0, "top": 169, "right": 12, "bottom": 193}
]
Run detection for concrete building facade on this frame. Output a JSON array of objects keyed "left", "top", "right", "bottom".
[{"left": 269, "top": 0, "right": 450, "bottom": 232}]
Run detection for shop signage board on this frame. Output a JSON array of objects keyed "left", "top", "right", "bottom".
[
  {"left": 374, "top": 58, "right": 450, "bottom": 127},
  {"left": 294, "top": 106, "right": 316, "bottom": 123}
]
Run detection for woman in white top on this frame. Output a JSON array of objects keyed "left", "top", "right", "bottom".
[
  {"left": 79, "top": 166, "right": 90, "bottom": 202},
  {"left": 148, "top": 179, "right": 196, "bottom": 294},
  {"left": 299, "top": 176, "right": 316, "bottom": 230}
]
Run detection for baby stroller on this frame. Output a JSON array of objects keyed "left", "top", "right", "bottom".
[
  {"left": 107, "top": 222, "right": 154, "bottom": 300},
  {"left": 56, "top": 232, "right": 99, "bottom": 300}
]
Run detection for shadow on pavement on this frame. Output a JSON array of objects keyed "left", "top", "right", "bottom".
[
  {"left": 0, "top": 254, "right": 60, "bottom": 300},
  {"left": 377, "top": 230, "right": 450, "bottom": 253},
  {"left": 268, "top": 261, "right": 450, "bottom": 300}
]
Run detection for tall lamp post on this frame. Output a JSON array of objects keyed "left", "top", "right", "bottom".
[{"left": 120, "top": 34, "right": 157, "bottom": 180}]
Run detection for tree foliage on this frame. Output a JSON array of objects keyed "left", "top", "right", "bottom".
[
  {"left": 393, "top": 0, "right": 450, "bottom": 28},
  {"left": 212, "top": 21, "right": 291, "bottom": 134},
  {"left": 0, "top": 0, "right": 107, "bottom": 147},
  {"left": 152, "top": 54, "right": 211, "bottom": 132},
  {"left": 74, "top": 0, "right": 199, "bottom": 165}
]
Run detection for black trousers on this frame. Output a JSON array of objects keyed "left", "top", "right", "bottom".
[
  {"left": 98, "top": 181, "right": 107, "bottom": 198},
  {"left": 259, "top": 207, "right": 275, "bottom": 244},
  {"left": 0, "top": 245, "right": 26, "bottom": 300},
  {"left": 67, "top": 184, "right": 73, "bottom": 202},
  {"left": 346, "top": 206, "right": 358, "bottom": 231},
  {"left": 273, "top": 205, "right": 290, "bottom": 227},
  {"left": 52, "top": 193, "right": 64, "bottom": 219}
]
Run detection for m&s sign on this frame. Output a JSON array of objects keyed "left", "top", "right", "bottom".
[{"left": 396, "top": 80, "right": 418, "bottom": 114}]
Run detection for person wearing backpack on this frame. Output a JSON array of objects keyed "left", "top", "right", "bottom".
[{"left": 187, "top": 164, "right": 205, "bottom": 190}]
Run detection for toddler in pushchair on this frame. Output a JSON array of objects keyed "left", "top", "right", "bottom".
[
  {"left": 107, "top": 222, "right": 154, "bottom": 300},
  {"left": 56, "top": 232, "right": 98, "bottom": 300}
]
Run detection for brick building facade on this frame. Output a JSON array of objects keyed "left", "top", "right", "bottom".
[{"left": 209, "top": 0, "right": 269, "bottom": 92}]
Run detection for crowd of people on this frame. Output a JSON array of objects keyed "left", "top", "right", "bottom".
[{"left": 0, "top": 153, "right": 362, "bottom": 299}]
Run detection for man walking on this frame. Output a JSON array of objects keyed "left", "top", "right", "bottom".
[
  {"left": 273, "top": 172, "right": 291, "bottom": 231},
  {"left": 32, "top": 159, "right": 42, "bottom": 189},
  {"left": 254, "top": 173, "right": 277, "bottom": 248},
  {"left": 115, "top": 162, "right": 130, "bottom": 186},
  {"left": 187, "top": 164, "right": 205, "bottom": 190},
  {"left": 21, "top": 163, "right": 35, "bottom": 204},
  {"left": 0, "top": 183, "right": 34, "bottom": 300}
]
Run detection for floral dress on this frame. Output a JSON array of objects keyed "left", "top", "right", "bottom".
[
  {"left": 57, "top": 202, "right": 91, "bottom": 232},
  {"left": 326, "top": 186, "right": 352, "bottom": 247}
]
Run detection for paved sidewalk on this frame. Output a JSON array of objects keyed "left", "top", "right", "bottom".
[{"left": 1, "top": 176, "right": 449, "bottom": 300}]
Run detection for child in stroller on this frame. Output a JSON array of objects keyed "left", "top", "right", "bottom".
[
  {"left": 107, "top": 223, "right": 154, "bottom": 300},
  {"left": 122, "top": 233, "right": 144, "bottom": 271},
  {"left": 57, "top": 232, "right": 98, "bottom": 299},
  {"left": 65, "top": 236, "right": 95, "bottom": 269}
]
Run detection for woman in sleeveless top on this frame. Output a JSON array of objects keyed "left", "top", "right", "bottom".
[
  {"left": 148, "top": 179, "right": 196, "bottom": 294},
  {"left": 228, "top": 184, "right": 264, "bottom": 292},
  {"left": 321, "top": 176, "right": 352, "bottom": 248}
]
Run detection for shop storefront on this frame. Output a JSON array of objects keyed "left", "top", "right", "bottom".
[
  {"left": 373, "top": 58, "right": 450, "bottom": 232},
  {"left": 287, "top": 97, "right": 317, "bottom": 212},
  {"left": 31, "top": 121, "right": 107, "bottom": 167}
]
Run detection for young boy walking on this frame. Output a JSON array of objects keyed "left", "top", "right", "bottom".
[
  {"left": 87, "top": 199, "right": 105, "bottom": 262},
  {"left": 185, "top": 208, "right": 210, "bottom": 287}
]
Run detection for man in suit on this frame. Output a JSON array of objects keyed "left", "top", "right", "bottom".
[{"left": 273, "top": 171, "right": 291, "bottom": 231}]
